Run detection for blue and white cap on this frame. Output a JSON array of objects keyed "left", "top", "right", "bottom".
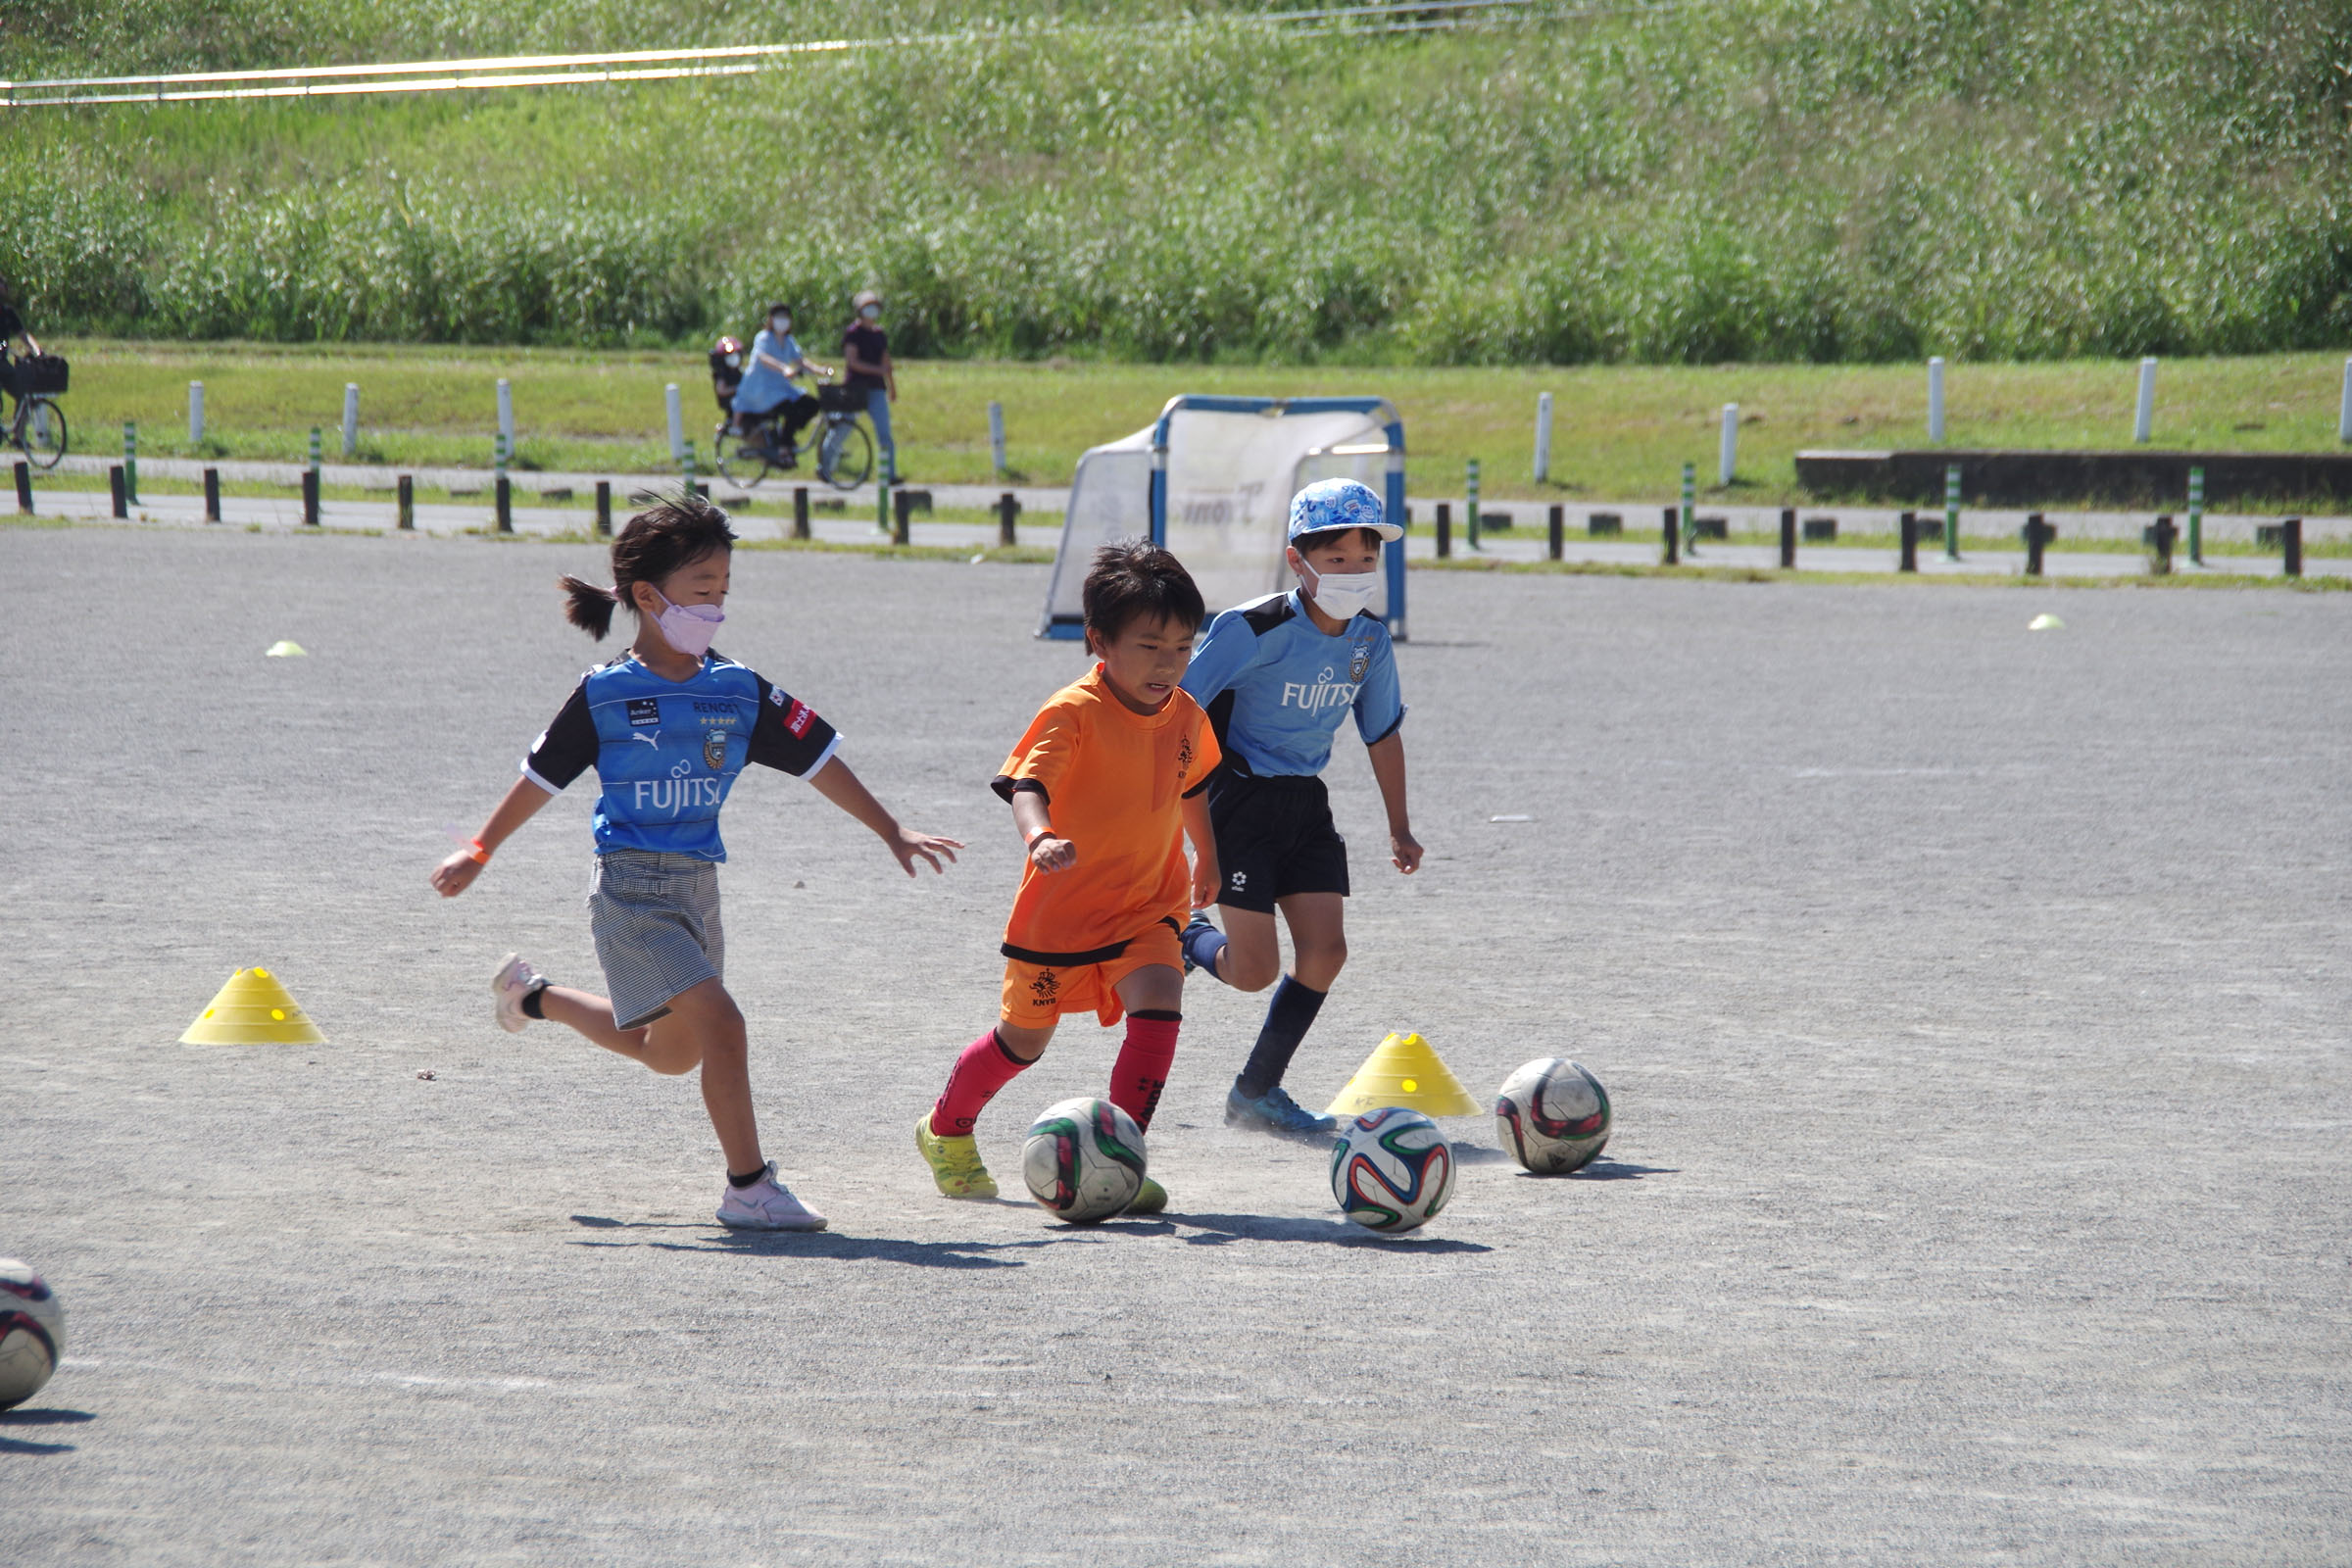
[{"left": 1287, "top": 478, "right": 1402, "bottom": 544}]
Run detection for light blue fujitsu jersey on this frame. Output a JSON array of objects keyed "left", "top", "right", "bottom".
[
  {"left": 522, "top": 651, "right": 840, "bottom": 859},
  {"left": 1180, "top": 590, "right": 1404, "bottom": 777}
]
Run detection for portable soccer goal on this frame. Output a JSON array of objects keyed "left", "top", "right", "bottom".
[{"left": 1039, "top": 395, "right": 1408, "bottom": 641}]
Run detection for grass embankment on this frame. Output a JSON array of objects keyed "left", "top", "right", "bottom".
[
  {"left": 3, "top": 1, "right": 2348, "bottom": 364},
  {"left": 44, "top": 340, "right": 2352, "bottom": 511}
]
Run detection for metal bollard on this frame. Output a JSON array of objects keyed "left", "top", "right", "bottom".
[
  {"left": 204, "top": 467, "right": 221, "bottom": 523},
  {"left": 998, "top": 491, "right": 1019, "bottom": 548},
  {"left": 397, "top": 474, "right": 414, "bottom": 531},
  {"left": 2187, "top": 466, "right": 2205, "bottom": 565},
  {"left": 1679, "top": 463, "right": 1696, "bottom": 559},
  {"left": 1944, "top": 463, "right": 1962, "bottom": 561},
  {"left": 15, "top": 458, "right": 32, "bottom": 514},
  {"left": 989, "top": 400, "right": 1007, "bottom": 477},
  {"left": 596, "top": 479, "right": 612, "bottom": 537},
  {"left": 1898, "top": 511, "right": 1918, "bottom": 572},
  {"left": 343, "top": 383, "right": 361, "bottom": 457},
  {"left": 1466, "top": 459, "right": 1481, "bottom": 550},
  {"left": 1534, "top": 392, "right": 1553, "bottom": 483},
  {"left": 109, "top": 465, "right": 127, "bottom": 518},
  {"left": 495, "top": 474, "right": 513, "bottom": 534},
  {"left": 302, "top": 467, "right": 320, "bottom": 526},
  {"left": 1779, "top": 507, "right": 1796, "bottom": 569},
  {"left": 1546, "top": 504, "right": 1564, "bottom": 562},
  {"left": 893, "top": 487, "right": 913, "bottom": 546},
  {"left": 2149, "top": 514, "right": 2177, "bottom": 576},
  {"left": 2024, "top": 513, "right": 2049, "bottom": 577},
  {"left": 2282, "top": 517, "right": 2303, "bottom": 578},
  {"left": 1435, "top": 503, "right": 1451, "bottom": 560},
  {"left": 123, "top": 420, "right": 139, "bottom": 504},
  {"left": 1661, "top": 505, "right": 1679, "bottom": 565},
  {"left": 792, "top": 485, "right": 809, "bottom": 541},
  {"left": 189, "top": 380, "right": 206, "bottom": 445}
]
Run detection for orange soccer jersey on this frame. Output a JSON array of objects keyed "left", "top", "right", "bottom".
[{"left": 993, "top": 663, "right": 1220, "bottom": 964}]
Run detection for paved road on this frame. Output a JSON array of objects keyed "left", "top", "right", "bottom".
[{"left": 4, "top": 529, "right": 2347, "bottom": 1565}]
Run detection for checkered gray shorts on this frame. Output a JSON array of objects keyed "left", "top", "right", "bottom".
[{"left": 587, "top": 850, "right": 724, "bottom": 1030}]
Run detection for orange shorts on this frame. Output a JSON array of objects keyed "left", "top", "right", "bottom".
[{"left": 1000, "top": 921, "right": 1183, "bottom": 1030}]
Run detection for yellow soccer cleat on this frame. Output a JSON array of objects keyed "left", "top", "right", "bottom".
[
  {"left": 916, "top": 1112, "right": 999, "bottom": 1200},
  {"left": 1123, "top": 1176, "right": 1167, "bottom": 1216}
]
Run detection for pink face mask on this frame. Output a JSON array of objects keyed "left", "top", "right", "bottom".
[{"left": 650, "top": 587, "right": 723, "bottom": 658}]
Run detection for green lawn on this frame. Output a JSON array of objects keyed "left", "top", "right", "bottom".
[{"left": 42, "top": 339, "right": 2352, "bottom": 508}]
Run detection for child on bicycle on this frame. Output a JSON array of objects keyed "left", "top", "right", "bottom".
[
  {"left": 430, "top": 491, "right": 960, "bottom": 1230},
  {"left": 914, "top": 542, "right": 1220, "bottom": 1212},
  {"left": 1177, "top": 478, "right": 1423, "bottom": 1138}
]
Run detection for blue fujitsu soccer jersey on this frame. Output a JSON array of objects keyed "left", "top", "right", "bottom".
[
  {"left": 521, "top": 651, "right": 841, "bottom": 859},
  {"left": 1180, "top": 590, "right": 1404, "bottom": 776}
]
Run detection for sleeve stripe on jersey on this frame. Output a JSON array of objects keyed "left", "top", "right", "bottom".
[
  {"left": 795, "top": 732, "right": 843, "bottom": 779},
  {"left": 520, "top": 762, "right": 564, "bottom": 795}
]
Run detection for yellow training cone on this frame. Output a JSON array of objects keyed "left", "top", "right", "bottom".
[
  {"left": 1325, "top": 1031, "right": 1482, "bottom": 1118},
  {"left": 179, "top": 966, "right": 327, "bottom": 1046}
]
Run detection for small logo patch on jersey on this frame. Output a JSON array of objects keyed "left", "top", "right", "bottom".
[
  {"left": 1229, "top": 870, "right": 1249, "bottom": 891},
  {"left": 784, "top": 699, "right": 815, "bottom": 738},
  {"left": 1029, "top": 970, "right": 1060, "bottom": 1005},
  {"left": 703, "top": 730, "right": 728, "bottom": 770},
  {"left": 1349, "top": 644, "right": 1371, "bottom": 683},
  {"left": 768, "top": 686, "right": 787, "bottom": 707},
  {"left": 626, "top": 697, "right": 661, "bottom": 727},
  {"left": 1175, "top": 734, "right": 1195, "bottom": 781}
]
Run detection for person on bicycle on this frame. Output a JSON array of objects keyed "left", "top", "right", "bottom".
[
  {"left": 0, "top": 277, "right": 40, "bottom": 420},
  {"left": 733, "top": 303, "right": 829, "bottom": 465},
  {"left": 842, "top": 289, "right": 898, "bottom": 484}
]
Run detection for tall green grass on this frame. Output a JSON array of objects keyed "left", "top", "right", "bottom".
[{"left": 5, "top": 1, "right": 2349, "bottom": 365}]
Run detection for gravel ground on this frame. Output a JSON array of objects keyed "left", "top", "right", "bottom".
[{"left": 3, "top": 526, "right": 2347, "bottom": 1566}]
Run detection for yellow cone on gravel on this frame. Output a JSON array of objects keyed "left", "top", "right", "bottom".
[
  {"left": 1325, "top": 1031, "right": 1482, "bottom": 1118},
  {"left": 179, "top": 966, "right": 326, "bottom": 1045},
  {"left": 266, "top": 641, "right": 308, "bottom": 658}
]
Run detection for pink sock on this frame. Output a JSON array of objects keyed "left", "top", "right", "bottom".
[
  {"left": 1109, "top": 1011, "right": 1181, "bottom": 1132},
  {"left": 931, "top": 1029, "right": 1032, "bottom": 1137}
]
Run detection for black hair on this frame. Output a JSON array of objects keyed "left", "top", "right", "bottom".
[
  {"left": 766, "top": 302, "right": 794, "bottom": 319},
  {"left": 1292, "top": 525, "right": 1386, "bottom": 555},
  {"left": 1081, "top": 540, "right": 1204, "bottom": 645},
  {"left": 557, "top": 490, "right": 737, "bottom": 640}
]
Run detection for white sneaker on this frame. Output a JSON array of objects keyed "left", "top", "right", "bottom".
[
  {"left": 491, "top": 953, "right": 545, "bottom": 1034},
  {"left": 716, "top": 1162, "right": 829, "bottom": 1231}
]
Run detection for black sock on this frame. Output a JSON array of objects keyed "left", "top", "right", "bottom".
[
  {"left": 1235, "top": 976, "right": 1327, "bottom": 1099},
  {"left": 519, "top": 980, "right": 550, "bottom": 1020},
  {"left": 728, "top": 1164, "right": 769, "bottom": 1188}
]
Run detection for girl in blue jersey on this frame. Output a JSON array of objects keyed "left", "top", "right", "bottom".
[
  {"left": 1177, "top": 478, "right": 1425, "bottom": 1137},
  {"left": 430, "top": 493, "right": 960, "bottom": 1229}
]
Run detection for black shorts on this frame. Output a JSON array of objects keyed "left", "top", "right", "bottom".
[{"left": 1206, "top": 772, "right": 1348, "bottom": 915}]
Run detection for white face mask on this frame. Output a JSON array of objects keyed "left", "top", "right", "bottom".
[
  {"left": 650, "top": 586, "right": 723, "bottom": 658},
  {"left": 1301, "top": 564, "right": 1383, "bottom": 620},
  {"left": 859, "top": 304, "right": 881, "bottom": 321},
  {"left": 770, "top": 316, "right": 791, "bottom": 336}
]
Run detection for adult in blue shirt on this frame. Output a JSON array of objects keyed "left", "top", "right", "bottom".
[
  {"left": 733, "top": 303, "right": 828, "bottom": 463},
  {"left": 1177, "top": 478, "right": 1425, "bottom": 1137}
]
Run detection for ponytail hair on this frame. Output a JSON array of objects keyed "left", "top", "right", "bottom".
[{"left": 556, "top": 489, "right": 737, "bottom": 640}]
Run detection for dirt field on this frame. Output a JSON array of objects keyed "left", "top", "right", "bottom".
[{"left": 3, "top": 525, "right": 2347, "bottom": 1565}]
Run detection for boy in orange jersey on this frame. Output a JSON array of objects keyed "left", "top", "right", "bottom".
[{"left": 915, "top": 542, "right": 1221, "bottom": 1213}]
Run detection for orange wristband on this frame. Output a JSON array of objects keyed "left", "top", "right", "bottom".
[
  {"left": 1024, "top": 827, "right": 1054, "bottom": 852},
  {"left": 464, "top": 839, "right": 491, "bottom": 864}
]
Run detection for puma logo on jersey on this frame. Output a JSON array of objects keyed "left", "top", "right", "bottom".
[{"left": 626, "top": 729, "right": 661, "bottom": 748}]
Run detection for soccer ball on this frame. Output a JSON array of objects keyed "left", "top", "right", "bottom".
[
  {"left": 1023, "top": 1097, "right": 1148, "bottom": 1224},
  {"left": 1495, "top": 1057, "right": 1612, "bottom": 1174},
  {"left": 1330, "top": 1107, "right": 1455, "bottom": 1233},
  {"left": 0, "top": 1258, "right": 66, "bottom": 1410}
]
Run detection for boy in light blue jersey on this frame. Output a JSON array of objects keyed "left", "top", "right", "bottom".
[
  {"left": 431, "top": 492, "right": 958, "bottom": 1229},
  {"left": 1178, "top": 478, "right": 1424, "bottom": 1137}
]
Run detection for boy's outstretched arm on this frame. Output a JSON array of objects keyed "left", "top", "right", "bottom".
[
  {"left": 1182, "top": 791, "right": 1221, "bottom": 908},
  {"left": 430, "top": 776, "right": 557, "bottom": 898},
  {"left": 1365, "top": 732, "right": 1423, "bottom": 874},
  {"left": 808, "top": 757, "right": 962, "bottom": 876}
]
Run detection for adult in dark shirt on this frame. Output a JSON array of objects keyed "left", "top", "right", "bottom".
[
  {"left": 0, "top": 277, "right": 39, "bottom": 417},
  {"left": 842, "top": 289, "right": 898, "bottom": 484}
]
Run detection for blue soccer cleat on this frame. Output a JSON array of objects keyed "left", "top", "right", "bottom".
[{"left": 1225, "top": 1082, "right": 1338, "bottom": 1138}]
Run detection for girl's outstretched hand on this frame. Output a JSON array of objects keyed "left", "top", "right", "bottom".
[
  {"left": 430, "top": 852, "right": 484, "bottom": 898},
  {"left": 890, "top": 828, "right": 963, "bottom": 877}
]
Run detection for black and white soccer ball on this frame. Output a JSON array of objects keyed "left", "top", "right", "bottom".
[
  {"left": 1330, "top": 1107, "right": 1455, "bottom": 1233},
  {"left": 0, "top": 1258, "right": 66, "bottom": 1410},
  {"left": 1494, "top": 1057, "right": 1611, "bottom": 1174},
  {"left": 1022, "top": 1097, "right": 1148, "bottom": 1224}
]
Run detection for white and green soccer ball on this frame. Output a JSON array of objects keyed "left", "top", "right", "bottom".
[{"left": 1022, "top": 1097, "right": 1148, "bottom": 1224}]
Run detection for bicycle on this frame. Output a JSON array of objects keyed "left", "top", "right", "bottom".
[
  {"left": 712, "top": 382, "right": 873, "bottom": 491},
  {"left": 3, "top": 353, "right": 69, "bottom": 469}
]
